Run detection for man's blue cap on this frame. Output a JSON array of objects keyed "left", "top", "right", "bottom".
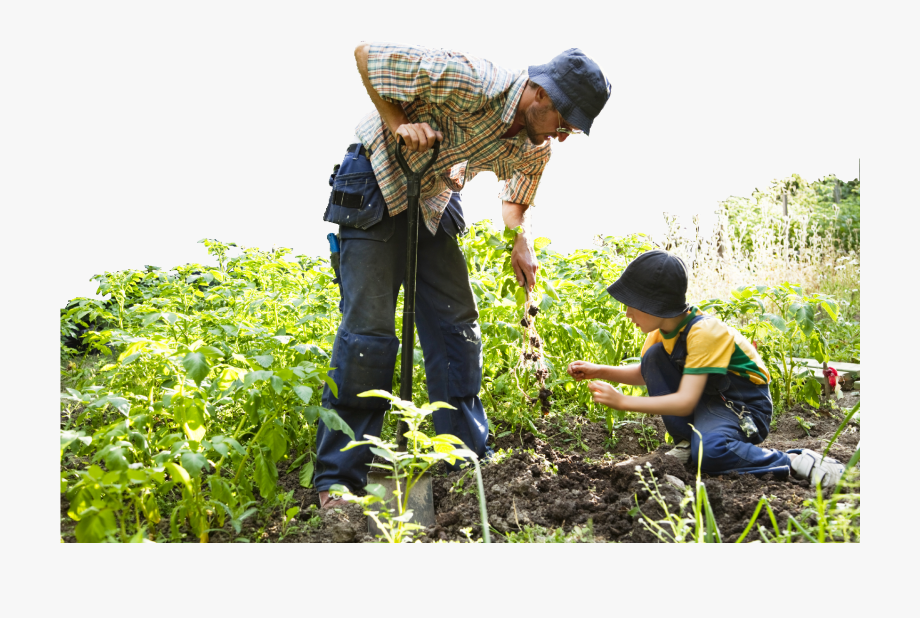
[{"left": 528, "top": 48, "right": 611, "bottom": 136}]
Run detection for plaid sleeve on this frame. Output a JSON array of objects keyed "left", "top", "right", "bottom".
[{"left": 367, "top": 42, "right": 484, "bottom": 110}]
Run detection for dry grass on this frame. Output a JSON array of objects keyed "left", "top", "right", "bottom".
[{"left": 655, "top": 209, "right": 856, "bottom": 307}]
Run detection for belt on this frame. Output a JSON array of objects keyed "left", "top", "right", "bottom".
[{"left": 346, "top": 143, "right": 370, "bottom": 158}]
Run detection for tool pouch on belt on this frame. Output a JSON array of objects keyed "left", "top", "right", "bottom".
[{"left": 323, "top": 144, "right": 387, "bottom": 230}]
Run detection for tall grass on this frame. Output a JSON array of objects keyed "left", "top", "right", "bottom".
[{"left": 648, "top": 174, "right": 860, "bottom": 307}]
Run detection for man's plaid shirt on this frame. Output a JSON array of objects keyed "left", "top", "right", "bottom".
[{"left": 355, "top": 42, "right": 552, "bottom": 235}]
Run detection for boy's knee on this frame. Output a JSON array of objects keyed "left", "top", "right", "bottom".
[{"left": 690, "top": 431, "right": 734, "bottom": 472}]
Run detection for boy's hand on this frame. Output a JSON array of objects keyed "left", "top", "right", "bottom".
[
  {"left": 587, "top": 381, "right": 625, "bottom": 409},
  {"left": 567, "top": 360, "right": 600, "bottom": 381}
]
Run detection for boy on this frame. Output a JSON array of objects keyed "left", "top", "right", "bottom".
[{"left": 567, "top": 249, "right": 846, "bottom": 488}]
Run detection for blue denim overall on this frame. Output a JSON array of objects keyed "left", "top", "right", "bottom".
[
  {"left": 640, "top": 314, "right": 792, "bottom": 477},
  {"left": 315, "top": 144, "right": 489, "bottom": 492}
]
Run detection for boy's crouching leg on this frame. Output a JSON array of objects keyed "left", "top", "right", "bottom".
[{"left": 689, "top": 430, "right": 792, "bottom": 477}]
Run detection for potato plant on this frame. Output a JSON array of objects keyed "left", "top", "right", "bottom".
[{"left": 61, "top": 212, "right": 859, "bottom": 542}]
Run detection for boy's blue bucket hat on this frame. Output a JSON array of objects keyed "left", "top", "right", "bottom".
[
  {"left": 607, "top": 250, "right": 690, "bottom": 318},
  {"left": 528, "top": 48, "right": 611, "bottom": 136}
]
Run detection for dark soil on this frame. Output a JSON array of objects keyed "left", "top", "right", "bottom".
[{"left": 61, "top": 391, "right": 860, "bottom": 543}]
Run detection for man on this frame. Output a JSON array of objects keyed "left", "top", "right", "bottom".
[{"left": 316, "top": 42, "right": 611, "bottom": 508}]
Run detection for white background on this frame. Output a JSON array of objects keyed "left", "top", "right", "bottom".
[
  {"left": 2, "top": 0, "right": 916, "bottom": 604},
  {"left": 4, "top": 1, "right": 870, "bottom": 303}
]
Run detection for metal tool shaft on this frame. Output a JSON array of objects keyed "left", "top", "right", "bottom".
[{"left": 394, "top": 138, "right": 440, "bottom": 451}]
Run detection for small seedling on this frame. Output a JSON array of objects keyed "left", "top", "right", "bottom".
[{"left": 795, "top": 415, "right": 815, "bottom": 436}]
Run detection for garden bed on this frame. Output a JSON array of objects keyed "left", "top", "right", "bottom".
[{"left": 129, "top": 391, "right": 858, "bottom": 544}]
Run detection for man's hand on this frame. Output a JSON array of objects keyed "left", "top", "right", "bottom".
[
  {"left": 587, "top": 381, "right": 626, "bottom": 409},
  {"left": 567, "top": 360, "right": 600, "bottom": 381},
  {"left": 511, "top": 232, "right": 538, "bottom": 291},
  {"left": 396, "top": 123, "right": 443, "bottom": 153}
]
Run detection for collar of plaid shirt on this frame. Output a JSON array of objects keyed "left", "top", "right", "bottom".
[{"left": 354, "top": 44, "right": 552, "bottom": 235}]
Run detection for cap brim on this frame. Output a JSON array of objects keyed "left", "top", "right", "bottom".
[
  {"left": 606, "top": 280, "right": 688, "bottom": 318},
  {"left": 527, "top": 68, "right": 593, "bottom": 136}
]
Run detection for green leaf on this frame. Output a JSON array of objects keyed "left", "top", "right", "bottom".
[
  {"left": 263, "top": 426, "right": 288, "bottom": 463},
  {"left": 243, "top": 390, "right": 262, "bottom": 425},
  {"left": 318, "top": 408, "right": 355, "bottom": 441},
  {"left": 809, "top": 333, "right": 828, "bottom": 363},
  {"left": 254, "top": 450, "right": 278, "bottom": 500},
  {"left": 299, "top": 461, "right": 314, "bottom": 488},
  {"left": 253, "top": 354, "right": 274, "bottom": 368},
  {"left": 364, "top": 483, "right": 387, "bottom": 499},
  {"left": 198, "top": 345, "right": 225, "bottom": 361},
  {"left": 293, "top": 385, "right": 314, "bottom": 405},
  {"left": 142, "top": 312, "right": 163, "bottom": 327},
  {"left": 369, "top": 447, "right": 395, "bottom": 462},
  {"left": 225, "top": 436, "right": 245, "bottom": 455},
  {"left": 320, "top": 372, "right": 338, "bottom": 398},
  {"left": 288, "top": 451, "right": 308, "bottom": 471},
  {"left": 180, "top": 452, "right": 209, "bottom": 477},
  {"left": 431, "top": 434, "right": 466, "bottom": 446},
  {"left": 303, "top": 405, "right": 322, "bottom": 424},
  {"left": 357, "top": 389, "right": 395, "bottom": 401},
  {"left": 761, "top": 313, "right": 787, "bottom": 332},
  {"left": 244, "top": 370, "right": 274, "bottom": 386},
  {"left": 75, "top": 508, "right": 118, "bottom": 543},
  {"left": 61, "top": 430, "right": 90, "bottom": 453},
  {"left": 99, "top": 444, "right": 129, "bottom": 471},
  {"left": 180, "top": 399, "right": 207, "bottom": 442},
  {"left": 164, "top": 462, "right": 192, "bottom": 490},
  {"left": 542, "top": 278, "right": 559, "bottom": 301},
  {"left": 209, "top": 435, "right": 229, "bottom": 457},
  {"left": 182, "top": 352, "right": 210, "bottom": 386},
  {"left": 819, "top": 299, "right": 839, "bottom": 322},
  {"left": 802, "top": 378, "right": 822, "bottom": 409},
  {"left": 534, "top": 237, "right": 552, "bottom": 251},
  {"left": 270, "top": 375, "right": 284, "bottom": 395},
  {"left": 514, "top": 286, "right": 526, "bottom": 306}
]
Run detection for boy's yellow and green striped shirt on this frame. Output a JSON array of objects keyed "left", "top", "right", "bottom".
[{"left": 640, "top": 307, "right": 771, "bottom": 385}]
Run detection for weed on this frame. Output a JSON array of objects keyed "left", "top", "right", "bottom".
[
  {"left": 504, "top": 521, "right": 594, "bottom": 543},
  {"left": 795, "top": 415, "right": 815, "bottom": 436}
]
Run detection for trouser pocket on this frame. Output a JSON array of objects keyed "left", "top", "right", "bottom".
[
  {"left": 441, "top": 320, "right": 483, "bottom": 398},
  {"left": 323, "top": 329, "right": 399, "bottom": 411},
  {"left": 323, "top": 146, "right": 387, "bottom": 230}
]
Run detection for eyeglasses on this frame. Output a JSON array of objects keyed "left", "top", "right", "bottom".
[{"left": 556, "top": 111, "right": 584, "bottom": 135}]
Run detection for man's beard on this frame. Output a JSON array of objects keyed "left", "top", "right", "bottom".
[{"left": 524, "top": 104, "right": 554, "bottom": 145}]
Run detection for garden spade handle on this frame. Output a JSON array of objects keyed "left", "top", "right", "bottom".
[{"left": 395, "top": 136, "right": 440, "bottom": 451}]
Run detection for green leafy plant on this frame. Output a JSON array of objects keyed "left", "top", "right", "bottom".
[
  {"left": 701, "top": 283, "right": 839, "bottom": 410},
  {"left": 504, "top": 521, "right": 594, "bottom": 543},
  {"left": 331, "top": 390, "right": 491, "bottom": 543}
]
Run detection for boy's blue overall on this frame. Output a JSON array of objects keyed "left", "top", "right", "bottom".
[
  {"left": 641, "top": 314, "right": 792, "bottom": 477},
  {"left": 315, "top": 144, "right": 489, "bottom": 492}
]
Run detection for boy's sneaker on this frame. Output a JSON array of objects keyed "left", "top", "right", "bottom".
[
  {"left": 789, "top": 449, "right": 846, "bottom": 488},
  {"left": 666, "top": 440, "right": 691, "bottom": 464}
]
